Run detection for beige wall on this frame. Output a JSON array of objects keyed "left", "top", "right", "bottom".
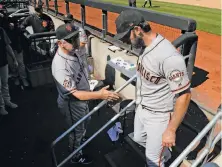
[{"left": 90, "top": 36, "right": 138, "bottom": 100}]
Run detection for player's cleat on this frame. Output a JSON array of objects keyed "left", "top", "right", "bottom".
[
  {"left": 0, "top": 108, "right": 8, "bottom": 115},
  {"left": 5, "top": 101, "right": 18, "bottom": 109}
]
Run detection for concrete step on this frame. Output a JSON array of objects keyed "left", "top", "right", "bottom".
[{"left": 104, "top": 146, "right": 145, "bottom": 167}]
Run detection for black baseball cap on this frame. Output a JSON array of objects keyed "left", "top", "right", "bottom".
[
  {"left": 56, "top": 23, "right": 80, "bottom": 40},
  {"left": 114, "top": 10, "right": 145, "bottom": 40},
  {"left": 63, "top": 14, "right": 74, "bottom": 24},
  {"left": 64, "top": 13, "right": 73, "bottom": 21},
  {"left": 35, "top": 5, "right": 43, "bottom": 13}
]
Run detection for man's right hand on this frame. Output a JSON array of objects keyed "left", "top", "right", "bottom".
[{"left": 99, "top": 85, "right": 120, "bottom": 101}]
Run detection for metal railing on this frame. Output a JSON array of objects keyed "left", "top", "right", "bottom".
[
  {"left": 8, "top": 8, "right": 29, "bottom": 17},
  {"left": 51, "top": 74, "right": 137, "bottom": 167},
  {"left": 170, "top": 107, "right": 222, "bottom": 167},
  {"left": 21, "top": 31, "right": 57, "bottom": 66},
  {"left": 0, "top": 0, "right": 29, "bottom": 9},
  {"left": 171, "top": 32, "right": 198, "bottom": 80}
]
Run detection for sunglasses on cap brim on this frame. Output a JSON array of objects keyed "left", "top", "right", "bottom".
[
  {"left": 118, "top": 22, "right": 145, "bottom": 42},
  {"left": 120, "top": 26, "right": 136, "bottom": 44},
  {"left": 64, "top": 34, "right": 79, "bottom": 44}
]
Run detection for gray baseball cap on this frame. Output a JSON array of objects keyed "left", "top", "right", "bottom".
[{"left": 63, "top": 13, "right": 74, "bottom": 22}]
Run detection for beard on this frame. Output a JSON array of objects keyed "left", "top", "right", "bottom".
[{"left": 131, "top": 31, "right": 145, "bottom": 49}]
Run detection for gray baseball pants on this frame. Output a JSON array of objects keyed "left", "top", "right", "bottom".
[
  {"left": 59, "top": 100, "right": 90, "bottom": 156},
  {"left": 134, "top": 104, "right": 172, "bottom": 167}
]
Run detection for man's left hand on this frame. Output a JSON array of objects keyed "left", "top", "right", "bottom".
[{"left": 162, "top": 128, "right": 176, "bottom": 148}]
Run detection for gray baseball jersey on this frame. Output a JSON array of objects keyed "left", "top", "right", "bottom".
[
  {"left": 136, "top": 34, "right": 190, "bottom": 112},
  {"left": 52, "top": 48, "right": 90, "bottom": 107}
]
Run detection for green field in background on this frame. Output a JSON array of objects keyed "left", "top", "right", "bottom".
[{"left": 102, "top": 0, "right": 221, "bottom": 35}]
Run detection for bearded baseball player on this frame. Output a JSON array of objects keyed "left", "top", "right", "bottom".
[{"left": 114, "top": 10, "right": 191, "bottom": 167}]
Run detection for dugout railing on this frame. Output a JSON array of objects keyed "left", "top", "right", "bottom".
[
  {"left": 170, "top": 108, "right": 221, "bottom": 167},
  {"left": 21, "top": 31, "right": 57, "bottom": 87},
  {"left": 22, "top": 31, "right": 57, "bottom": 64},
  {"left": 3, "top": 1, "right": 57, "bottom": 87}
]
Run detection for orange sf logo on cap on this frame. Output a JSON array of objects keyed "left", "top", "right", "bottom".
[{"left": 66, "top": 24, "right": 72, "bottom": 31}]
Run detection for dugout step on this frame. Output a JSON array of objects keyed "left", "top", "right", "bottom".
[
  {"left": 123, "top": 126, "right": 195, "bottom": 166},
  {"left": 105, "top": 101, "right": 221, "bottom": 167},
  {"left": 125, "top": 126, "right": 221, "bottom": 166},
  {"left": 104, "top": 146, "right": 145, "bottom": 167},
  {"left": 124, "top": 132, "right": 146, "bottom": 162}
]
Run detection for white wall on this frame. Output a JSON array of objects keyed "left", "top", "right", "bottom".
[{"left": 90, "top": 36, "right": 138, "bottom": 100}]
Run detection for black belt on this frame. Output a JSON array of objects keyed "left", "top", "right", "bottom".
[{"left": 141, "top": 105, "right": 172, "bottom": 113}]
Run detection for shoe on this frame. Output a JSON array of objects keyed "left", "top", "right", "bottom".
[
  {"left": 70, "top": 154, "right": 93, "bottom": 165},
  {"left": 0, "top": 108, "right": 8, "bottom": 115},
  {"left": 14, "top": 78, "right": 20, "bottom": 86},
  {"left": 21, "top": 78, "right": 29, "bottom": 87},
  {"left": 5, "top": 101, "right": 18, "bottom": 109}
]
